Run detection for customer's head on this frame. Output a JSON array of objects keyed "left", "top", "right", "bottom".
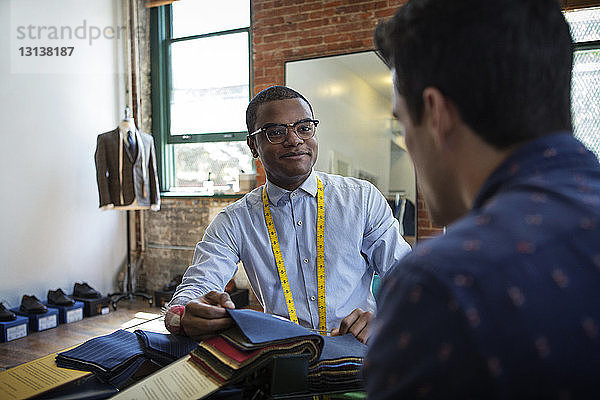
[
  {"left": 374, "top": 0, "right": 574, "bottom": 149},
  {"left": 246, "top": 86, "right": 318, "bottom": 191}
]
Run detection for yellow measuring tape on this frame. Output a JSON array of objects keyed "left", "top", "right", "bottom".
[{"left": 262, "top": 176, "right": 327, "bottom": 333}]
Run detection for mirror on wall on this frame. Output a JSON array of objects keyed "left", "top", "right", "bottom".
[{"left": 285, "top": 51, "right": 417, "bottom": 245}]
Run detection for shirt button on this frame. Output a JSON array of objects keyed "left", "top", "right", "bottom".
[
  {"left": 291, "top": 193, "right": 297, "bottom": 197},
  {"left": 303, "top": 258, "right": 309, "bottom": 263},
  {"left": 297, "top": 220, "right": 302, "bottom": 226},
  {"left": 310, "top": 295, "right": 316, "bottom": 301}
]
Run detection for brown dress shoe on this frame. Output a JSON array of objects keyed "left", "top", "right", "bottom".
[{"left": 20, "top": 295, "right": 48, "bottom": 314}]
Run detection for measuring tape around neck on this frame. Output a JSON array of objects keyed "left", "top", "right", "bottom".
[{"left": 262, "top": 176, "right": 327, "bottom": 333}]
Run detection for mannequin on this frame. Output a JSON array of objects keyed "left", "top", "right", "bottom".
[
  {"left": 94, "top": 107, "right": 158, "bottom": 308},
  {"left": 118, "top": 115, "right": 136, "bottom": 133},
  {"left": 112, "top": 112, "right": 146, "bottom": 211},
  {"left": 94, "top": 107, "right": 160, "bottom": 212}
]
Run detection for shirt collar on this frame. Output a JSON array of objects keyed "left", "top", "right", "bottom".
[{"left": 265, "top": 170, "right": 317, "bottom": 205}]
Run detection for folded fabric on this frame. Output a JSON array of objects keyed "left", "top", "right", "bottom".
[
  {"left": 134, "top": 329, "right": 197, "bottom": 367},
  {"left": 191, "top": 333, "right": 320, "bottom": 384},
  {"left": 189, "top": 309, "right": 367, "bottom": 394},
  {"left": 225, "top": 309, "right": 324, "bottom": 348},
  {"left": 55, "top": 328, "right": 200, "bottom": 389},
  {"left": 56, "top": 329, "right": 145, "bottom": 385},
  {"left": 108, "top": 356, "right": 147, "bottom": 388}
]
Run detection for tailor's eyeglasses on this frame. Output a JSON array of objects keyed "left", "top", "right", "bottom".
[{"left": 248, "top": 118, "right": 319, "bottom": 144}]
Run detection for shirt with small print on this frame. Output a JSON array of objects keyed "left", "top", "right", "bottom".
[
  {"left": 365, "top": 132, "right": 600, "bottom": 400},
  {"left": 169, "top": 170, "right": 412, "bottom": 331}
]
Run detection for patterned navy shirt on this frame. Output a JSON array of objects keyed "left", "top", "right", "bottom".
[{"left": 365, "top": 133, "right": 600, "bottom": 399}]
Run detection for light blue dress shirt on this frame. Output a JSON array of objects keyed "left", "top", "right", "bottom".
[{"left": 170, "top": 171, "right": 411, "bottom": 330}]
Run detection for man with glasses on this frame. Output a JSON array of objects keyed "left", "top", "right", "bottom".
[{"left": 165, "top": 86, "right": 411, "bottom": 343}]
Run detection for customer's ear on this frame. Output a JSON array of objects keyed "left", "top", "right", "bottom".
[{"left": 422, "top": 87, "right": 458, "bottom": 151}]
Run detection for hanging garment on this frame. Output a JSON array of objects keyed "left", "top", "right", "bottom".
[{"left": 94, "top": 128, "right": 161, "bottom": 210}]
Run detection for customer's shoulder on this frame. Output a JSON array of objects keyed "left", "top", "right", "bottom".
[{"left": 394, "top": 214, "right": 499, "bottom": 277}]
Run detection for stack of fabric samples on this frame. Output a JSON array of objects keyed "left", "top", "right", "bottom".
[
  {"left": 191, "top": 309, "right": 367, "bottom": 394},
  {"left": 55, "top": 330, "right": 147, "bottom": 388},
  {"left": 308, "top": 333, "right": 365, "bottom": 392},
  {"left": 55, "top": 329, "right": 197, "bottom": 388}
]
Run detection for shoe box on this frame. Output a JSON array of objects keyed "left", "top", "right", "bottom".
[
  {"left": 12, "top": 307, "right": 59, "bottom": 333},
  {"left": 72, "top": 296, "right": 111, "bottom": 317},
  {"left": 0, "top": 315, "right": 28, "bottom": 342},
  {"left": 44, "top": 301, "right": 85, "bottom": 324}
]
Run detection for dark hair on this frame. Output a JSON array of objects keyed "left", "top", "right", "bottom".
[
  {"left": 246, "top": 86, "right": 314, "bottom": 133},
  {"left": 374, "top": 0, "right": 574, "bottom": 149}
]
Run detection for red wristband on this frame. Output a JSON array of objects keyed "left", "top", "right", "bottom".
[{"left": 164, "top": 305, "right": 185, "bottom": 335}]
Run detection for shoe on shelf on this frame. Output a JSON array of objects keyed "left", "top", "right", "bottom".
[
  {"left": 47, "top": 288, "right": 75, "bottom": 307},
  {"left": 163, "top": 274, "right": 183, "bottom": 292},
  {"left": 73, "top": 282, "right": 101, "bottom": 299},
  {"left": 20, "top": 295, "right": 47, "bottom": 314},
  {"left": 0, "top": 302, "right": 16, "bottom": 321}
]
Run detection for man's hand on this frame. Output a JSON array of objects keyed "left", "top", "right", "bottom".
[
  {"left": 180, "top": 291, "right": 236, "bottom": 341},
  {"left": 330, "top": 308, "right": 373, "bottom": 344}
]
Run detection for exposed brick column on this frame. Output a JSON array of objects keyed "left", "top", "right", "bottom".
[{"left": 416, "top": 192, "right": 444, "bottom": 240}]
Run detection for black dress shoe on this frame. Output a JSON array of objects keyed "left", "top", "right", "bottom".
[
  {"left": 73, "top": 282, "right": 101, "bottom": 299},
  {"left": 20, "top": 295, "right": 48, "bottom": 314},
  {"left": 0, "top": 302, "right": 16, "bottom": 322},
  {"left": 48, "top": 288, "right": 75, "bottom": 306}
]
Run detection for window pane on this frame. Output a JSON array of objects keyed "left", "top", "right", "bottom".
[
  {"left": 170, "top": 32, "right": 249, "bottom": 135},
  {"left": 173, "top": 142, "right": 254, "bottom": 194},
  {"left": 572, "top": 49, "right": 600, "bottom": 159},
  {"left": 564, "top": 7, "right": 600, "bottom": 42},
  {"left": 172, "top": 0, "right": 250, "bottom": 38}
]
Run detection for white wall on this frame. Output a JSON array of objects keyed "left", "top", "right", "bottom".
[{"left": 0, "top": 0, "right": 127, "bottom": 308}]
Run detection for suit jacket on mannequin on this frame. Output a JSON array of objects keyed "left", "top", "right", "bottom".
[{"left": 95, "top": 128, "right": 160, "bottom": 210}]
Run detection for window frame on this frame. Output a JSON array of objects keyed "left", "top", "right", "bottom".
[
  {"left": 570, "top": 8, "right": 600, "bottom": 158},
  {"left": 150, "top": 4, "right": 252, "bottom": 192}
]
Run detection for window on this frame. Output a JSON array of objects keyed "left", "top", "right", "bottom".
[
  {"left": 151, "top": 0, "right": 253, "bottom": 194},
  {"left": 565, "top": 7, "right": 600, "bottom": 158}
]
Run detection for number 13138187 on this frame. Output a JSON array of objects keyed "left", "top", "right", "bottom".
[{"left": 19, "top": 47, "right": 74, "bottom": 56}]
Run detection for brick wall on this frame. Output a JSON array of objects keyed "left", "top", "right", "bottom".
[
  {"left": 141, "top": 196, "right": 242, "bottom": 294},
  {"left": 252, "top": 0, "right": 402, "bottom": 94},
  {"left": 417, "top": 194, "right": 443, "bottom": 240}
]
